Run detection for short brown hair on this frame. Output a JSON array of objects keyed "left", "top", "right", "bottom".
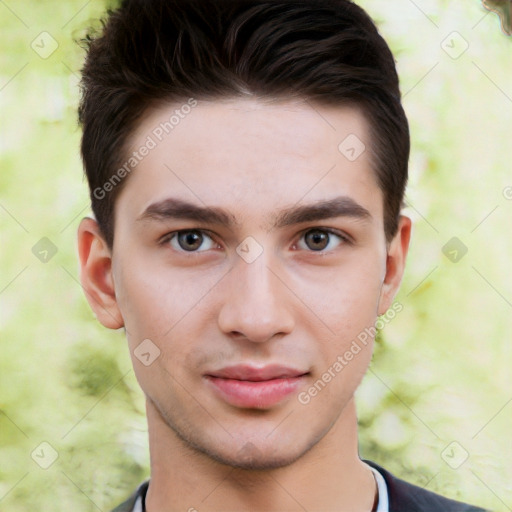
[{"left": 79, "top": 0, "right": 409, "bottom": 248}]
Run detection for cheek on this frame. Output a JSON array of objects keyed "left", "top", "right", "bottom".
[
  {"left": 114, "top": 262, "right": 205, "bottom": 393},
  {"left": 113, "top": 267, "right": 164, "bottom": 342},
  {"left": 112, "top": 252, "right": 221, "bottom": 347},
  {"left": 294, "top": 254, "right": 383, "bottom": 333}
]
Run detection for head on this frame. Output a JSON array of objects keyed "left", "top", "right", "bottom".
[{"left": 78, "top": 0, "right": 411, "bottom": 470}]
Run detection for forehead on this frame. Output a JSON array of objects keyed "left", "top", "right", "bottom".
[{"left": 116, "top": 97, "right": 382, "bottom": 225}]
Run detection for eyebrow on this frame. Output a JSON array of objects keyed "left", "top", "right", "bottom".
[{"left": 137, "top": 196, "right": 372, "bottom": 229}]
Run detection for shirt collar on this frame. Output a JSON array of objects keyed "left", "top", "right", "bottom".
[
  {"left": 132, "top": 467, "right": 389, "bottom": 512},
  {"left": 369, "top": 464, "right": 390, "bottom": 512}
]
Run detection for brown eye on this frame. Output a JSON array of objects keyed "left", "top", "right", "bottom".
[
  {"left": 166, "top": 230, "right": 216, "bottom": 252},
  {"left": 297, "top": 228, "right": 348, "bottom": 252},
  {"left": 304, "top": 229, "right": 330, "bottom": 251},
  {"left": 177, "top": 230, "right": 203, "bottom": 251}
]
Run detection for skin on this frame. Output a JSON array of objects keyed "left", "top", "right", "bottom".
[{"left": 78, "top": 97, "right": 411, "bottom": 512}]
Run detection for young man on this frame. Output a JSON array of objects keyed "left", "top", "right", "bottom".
[{"left": 76, "top": 0, "right": 487, "bottom": 510}]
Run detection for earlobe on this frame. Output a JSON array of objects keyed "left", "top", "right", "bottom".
[
  {"left": 77, "top": 217, "right": 124, "bottom": 329},
  {"left": 377, "top": 215, "right": 412, "bottom": 316}
]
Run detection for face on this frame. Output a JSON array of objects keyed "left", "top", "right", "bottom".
[{"left": 78, "top": 97, "right": 410, "bottom": 470}]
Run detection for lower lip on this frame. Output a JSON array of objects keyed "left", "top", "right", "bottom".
[{"left": 205, "top": 375, "right": 306, "bottom": 409}]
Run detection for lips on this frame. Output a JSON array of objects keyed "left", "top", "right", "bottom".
[{"left": 204, "top": 364, "right": 309, "bottom": 409}]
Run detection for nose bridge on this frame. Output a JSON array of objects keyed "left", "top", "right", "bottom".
[
  {"left": 217, "top": 248, "right": 294, "bottom": 342},
  {"left": 237, "top": 254, "right": 279, "bottom": 304}
]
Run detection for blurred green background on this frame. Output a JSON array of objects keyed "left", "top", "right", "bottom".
[{"left": 0, "top": 0, "right": 511, "bottom": 510}]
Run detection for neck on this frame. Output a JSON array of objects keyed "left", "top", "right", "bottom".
[{"left": 145, "top": 397, "right": 376, "bottom": 512}]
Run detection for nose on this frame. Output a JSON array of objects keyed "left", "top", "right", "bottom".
[{"left": 217, "top": 253, "right": 295, "bottom": 343}]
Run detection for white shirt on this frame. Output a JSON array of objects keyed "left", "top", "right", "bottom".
[
  {"left": 370, "top": 464, "right": 390, "bottom": 512},
  {"left": 132, "top": 494, "right": 143, "bottom": 512}
]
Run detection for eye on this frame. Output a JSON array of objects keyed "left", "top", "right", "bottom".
[
  {"left": 164, "top": 230, "right": 217, "bottom": 252},
  {"left": 296, "top": 228, "right": 348, "bottom": 252}
]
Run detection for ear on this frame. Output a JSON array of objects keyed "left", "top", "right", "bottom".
[
  {"left": 377, "top": 215, "right": 412, "bottom": 315},
  {"left": 77, "top": 217, "right": 124, "bottom": 329}
]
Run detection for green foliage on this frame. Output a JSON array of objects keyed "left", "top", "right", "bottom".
[{"left": 69, "top": 344, "right": 128, "bottom": 398}]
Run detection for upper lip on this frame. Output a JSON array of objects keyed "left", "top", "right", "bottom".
[{"left": 206, "top": 364, "right": 308, "bottom": 381}]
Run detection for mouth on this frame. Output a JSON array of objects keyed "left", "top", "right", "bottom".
[{"left": 204, "top": 364, "right": 309, "bottom": 409}]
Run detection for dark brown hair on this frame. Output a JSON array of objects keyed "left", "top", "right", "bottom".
[{"left": 79, "top": 0, "right": 409, "bottom": 248}]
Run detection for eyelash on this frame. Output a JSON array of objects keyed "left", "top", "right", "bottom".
[{"left": 159, "top": 228, "right": 352, "bottom": 254}]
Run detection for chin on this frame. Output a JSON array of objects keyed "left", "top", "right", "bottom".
[
  {"left": 221, "top": 442, "right": 307, "bottom": 470},
  {"left": 197, "top": 442, "right": 308, "bottom": 471},
  {"left": 152, "top": 395, "right": 329, "bottom": 471},
  {"left": 171, "top": 418, "right": 314, "bottom": 471}
]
